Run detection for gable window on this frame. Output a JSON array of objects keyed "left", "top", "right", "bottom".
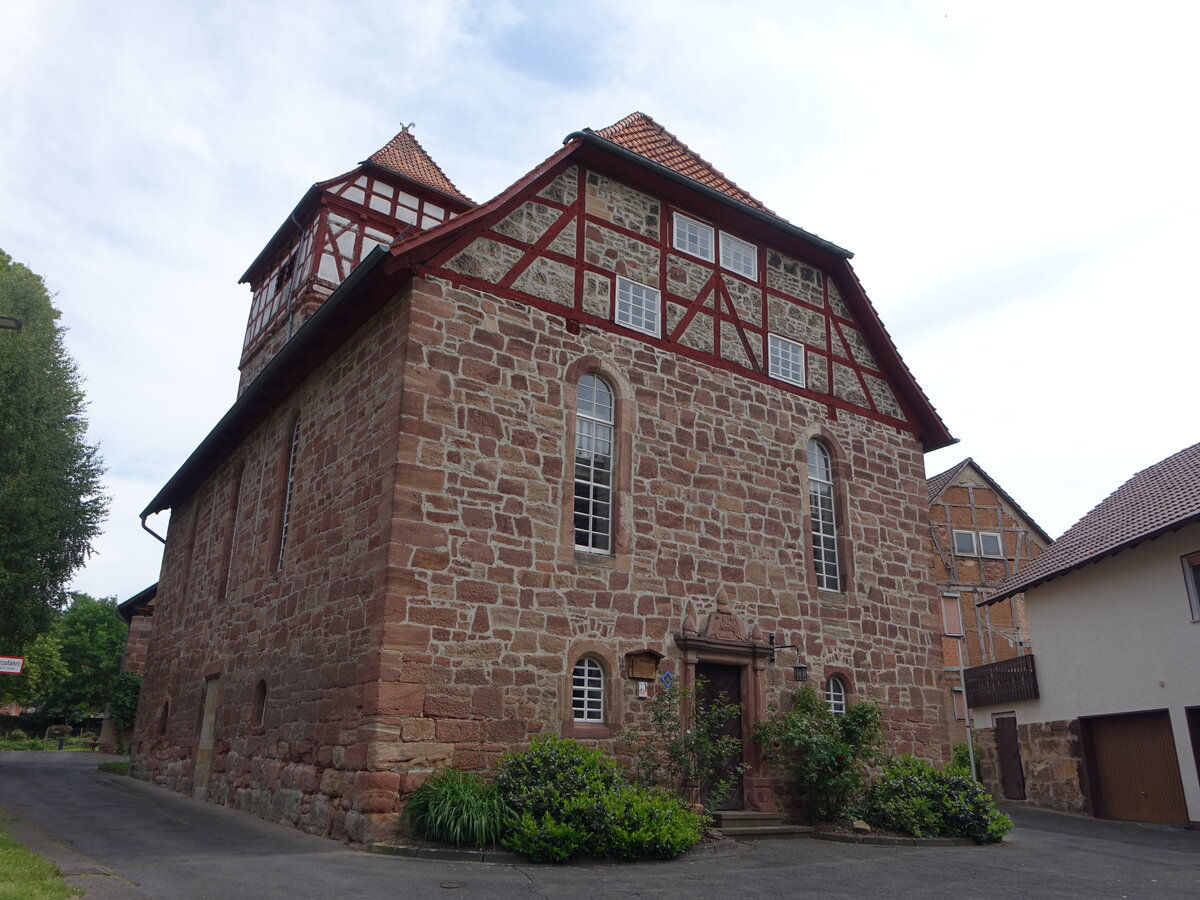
[
  {"left": 672, "top": 213, "right": 714, "bottom": 262},
  {"left": 719, "top": 232, "right": 757, "bottom": 279},
  {"left": 572, "top": 657, "right": 604, "bottom": 722},
  {"left": 978, "top": 532, "right": 1003, "bottom": 557},
  {"left": 614, "top": 276, "right": 660, "bottom": 337},
  {"left": 952, "top": 529, "right": 977, "bottom": 555},
  {"left": 825, "top": 675, "right": 847, "bottom": 715},
  {"left": 574, "top": 374, "right": 615, "bottom": 553},
  {"left": 808, "top": 439, "right": 841, "bottom": 592},
  {"left": 768, "top": 334, "right": 806, "bottom": 387},
  {"left": 1183, "top": 551, "right": 1200, "bottom": 620}
]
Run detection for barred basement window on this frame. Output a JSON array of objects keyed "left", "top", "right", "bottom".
[
  {"left": 808, "top": 439, "right": 841, "bottom": 592},
  {"left": 825, "top": 675, "right": 847, "bottom": 715},
  {"left": 572, "top": 657, "right": 604, "bottom": 722},
  {"left": 768, "top": 333, "right": 806, "bottom": 387},
  {"left": 614, "top": 276, "right": 660, "bottom": 337},
  {"left": 574, "top": 374, "right": 614, "bottom": 553}
]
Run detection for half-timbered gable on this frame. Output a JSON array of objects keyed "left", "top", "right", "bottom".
[{"left": 134, "top": 113, "right": 957, "bottom": 843}]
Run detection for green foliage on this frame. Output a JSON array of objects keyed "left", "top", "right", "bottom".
[
  {"left": 107, "top": 672, "right": 141, "bottom": 751},
  {"left": 39, "top": 595, "right": 126, "bottom": 720},
  {"left": 0, "top": 250, "right": 107, "bottom": 655},
  {"left": 862, "top": 755, "right": 1013, "bottom": 843},
  {"left": 494, "top": 734, "right": 700, "bottom": 863},
  {"left": 753, "top": 685, "right": 882, "bottom": 822},
  {"left": 0, "top": 632, "right": 67, "bottom": 710},
  {"left": 403, "top": 769, "right": 507, "bottom": 848},
  {"left": 950, "top": 740, "right": 980, "bottom": 780},
  {"left": 97, "top": 761, "right": 129, "bottom": 775},
  {"left": 622, "top": 677, "right": 746, "bottom": 814}
]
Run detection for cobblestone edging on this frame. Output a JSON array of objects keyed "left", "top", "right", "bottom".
[{"left": 812, "top": 831, "right": 977, "bottom": 847}]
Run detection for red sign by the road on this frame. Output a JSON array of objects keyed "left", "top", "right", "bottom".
[{"left": 0, "top": 656, "right": 24, "bottom": 675}]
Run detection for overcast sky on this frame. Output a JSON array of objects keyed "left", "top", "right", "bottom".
[{"left": 2, "top": 0, "right": 1197, "bottom": 602}]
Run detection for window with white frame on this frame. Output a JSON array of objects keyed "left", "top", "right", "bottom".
[
  {"left": 672, "top": 213, "right": 714, "bottom": 261},
  {"left": 574, "top": 374, "right": 615, "bottom": 553},
  {"left": 808, "top": 439, "right": 841, "bottom": 592},
  {"left": 978, "top": 532, "right": 1003, "bottom": 557},
  {"left": 719, "top": 232, "right": 757, "bottom": 279},
  {"left": 825, "top": 675, "right": 847, "bottom": 715},
  {"left": 1182, "top": 551, "right": 1200, "bottom": 620},
  {"left": 572, "top": 657, "right": 604, "bottom": 721},
  {"left": 614, "top": 276, "right": 661, "bottom": 336},
  {"left": 952, "top": 529, "right": 977, "bottom": 555},
  {"left": 768, "top": 334, "right": 806, "bottom": 387}
]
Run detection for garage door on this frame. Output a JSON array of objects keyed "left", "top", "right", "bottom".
[{"left": 1085, "top": 710, "right": 1188, "bottom": 824}]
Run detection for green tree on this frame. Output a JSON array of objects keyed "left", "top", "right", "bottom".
[
  {"left": 40, "top": 594, "right": 126, "bottom": 720},
  {"left": 0, "top": 630, "right": 68, "bottom": 709},
  {"left": 0, "top": 250, "right": 107, "bottom": 654}
]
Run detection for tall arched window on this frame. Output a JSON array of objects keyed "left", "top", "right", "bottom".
[
  {"left": 807, "top": 439, "right": 841, "bottom": 592},
  {"left": 572, "top": 657, "right": 604, "bottom": 722},
  {"left": 825, "top": 675, "right": 848, "bottom": 715},
  {"left": 574, "top": 375, "right": 615, "bottom": 553}
]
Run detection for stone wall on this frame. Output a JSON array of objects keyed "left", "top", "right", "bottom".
[{"left": 977, "top": 718, "right": 1089, "bottom": 815}]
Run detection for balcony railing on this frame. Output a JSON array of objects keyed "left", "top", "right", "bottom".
[{"left": 963, "top": 654, "right": 1039, "bottom": 707}]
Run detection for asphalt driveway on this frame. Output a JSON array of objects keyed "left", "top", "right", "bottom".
[{"left": 1, "top": 751, "right": 1196, "bottom": 899}]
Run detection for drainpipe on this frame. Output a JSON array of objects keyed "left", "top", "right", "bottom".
[{"left": 141, "top": 512, "right": 167, "bottom": 544}]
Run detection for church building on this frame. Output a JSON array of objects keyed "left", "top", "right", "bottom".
[{"left": 132, "top": 113, "right": 957, "bottom": 842}]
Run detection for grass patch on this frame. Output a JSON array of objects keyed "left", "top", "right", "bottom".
[
  {"left": 97, "top": 761, "right": 128, "bottom": 775},
  {"left": 0, "top": 826, "right": 81, "bottom": 899}
]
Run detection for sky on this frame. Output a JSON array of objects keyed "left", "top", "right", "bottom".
[{"left": 2, "top": 0, "right": 1198, "bottom": 602}]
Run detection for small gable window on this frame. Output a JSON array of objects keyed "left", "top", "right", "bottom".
[
  {"left": 614, "top": 276, "right": 661, "bottom": 337},
  {"left": 952, "top": 529, "right": 977, "bottom": 555},
  {"left": 825, "top": 675, "right": 847, "bottom": 715},
  {"left": 768, "top": 334, "right": 806, "bottom": 387},
  {"left": 719, "top": 232, "right": 757, "bottom": 280},
  {"left": 672, "top": 213, "right": 714, "bottom": 262},
  {"left": 978, "top": 532, "right": 1003, "bottom": 557},
  {"left": 572, "top": 657, "right": 604, "bottom": 722},
  {"left": 1182, "top": 551, "right": 1200, "bottom": 621}
]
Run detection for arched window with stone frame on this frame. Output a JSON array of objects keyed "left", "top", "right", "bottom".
[
  {"left": 807, "top": 438, "right": 842, "bottom": 592},
  {"left": 825, "top": 674, "right": 848, "bottom": 715},
  {"left": 574, "top": 374, "right": 616, "bottom": 554}
]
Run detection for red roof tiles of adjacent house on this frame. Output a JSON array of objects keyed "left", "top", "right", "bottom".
[
  {"left": 927, "top": 458, "right": 972, "bottom": 501},
  {"left": 589, "top": 112, "right": 772, "bottom": 213},
  {"left": 986, "top": 441, "right": 1200, "bottom": 603},
  {"left": 366, "top": 127, "right": 474, "bottom": 205}
]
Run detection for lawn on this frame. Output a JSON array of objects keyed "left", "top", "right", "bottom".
[{"left": 0, "top": 827, "right": 80, "bottom": 900}]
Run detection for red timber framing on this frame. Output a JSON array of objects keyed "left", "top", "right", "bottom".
[{"left": 406, "top": 150, "right": 934, "bottom": 445}]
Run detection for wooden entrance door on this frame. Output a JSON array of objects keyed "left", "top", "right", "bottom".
[
  {"left": 994, "top": 716, "right": 1026, "bottom": 800},
  {"left": 696, "top": 663, "right": 744, "bottom": 810},
  {"left": 1086, "top": 710, "right": 1188, "bottom": 824},
  {"left": 193, "top": 676, "right": 220, "bottom": 800}
]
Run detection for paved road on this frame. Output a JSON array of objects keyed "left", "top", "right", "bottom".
[{"left": 1, "top": 751, "right": 1197, "bottom": 899}]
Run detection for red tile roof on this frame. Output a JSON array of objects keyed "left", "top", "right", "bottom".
[
  {"left": 366, "top": 127, "right": 474, "bottom": 205},
  {"left": 927, "top": 458, "right": 971, "bottom": 501},
  {"left": 986, "top": 441, "right": 1200, "bottom": 603},
  {"left": 588, "top": 112, "right": 772, "bottom": 213},
  {"left": 928, "top": 457, "right": 1051, "bottom": 545}
]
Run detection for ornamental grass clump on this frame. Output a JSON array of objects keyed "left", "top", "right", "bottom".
[
  {"left": 403, "top": 769, "right": 507, "bottom": 849},
  {"left": 861, "top": 755, "right": 1013, "bottom": 843}
]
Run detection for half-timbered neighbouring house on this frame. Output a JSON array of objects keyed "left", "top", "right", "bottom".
[
  {"left": 926, "top": 459, "right": 1049, "bottom": 746},
  {"left": 132, "top": 114, "right": 957, "bottom": 842}
]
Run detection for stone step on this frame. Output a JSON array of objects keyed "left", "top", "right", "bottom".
[{"left": 719, "top": 824, "right": 814, "bottom": 838}]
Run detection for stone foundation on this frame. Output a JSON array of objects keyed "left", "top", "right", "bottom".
[{"left": 977, "top": 718, "right": 1088, "bottom": 815}]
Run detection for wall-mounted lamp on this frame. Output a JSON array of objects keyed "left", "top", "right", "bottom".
[{"left": 768, "top": 633, "right": 809, "bottom": 682}]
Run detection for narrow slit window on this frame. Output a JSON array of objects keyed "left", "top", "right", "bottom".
[
  {"left": 574, "top": 375, "right": 615, "bottom": 553},
  {"left": 808, "top": 439, "right": 841, "bottom": 592},
  {"left": 572, "top": 657, "right": 604, "bottom": 722},
  {"left": 277, "top": 418, "right": 301, "bottom": 570}
]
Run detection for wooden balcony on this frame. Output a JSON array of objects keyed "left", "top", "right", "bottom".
[{"left": 963, "top": 655, "right": 1039, "bottom": 707}]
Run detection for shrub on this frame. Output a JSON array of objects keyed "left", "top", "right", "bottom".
[
  {"left": 950, "top": 740, "right": 980, "bottom": 780},
  {"left": 753, "top": 686, "right": 882, "bottom": 822},
  {"left": 7, "top": 729, "right": 28, "bottom": 742},
  {"left": 494, "top": 734, "right": 700, "bottom": 863},
  {"left": 862, "top": 755, "right": 1012, "bottom": 843},
  {"left": 621, "top": 677, "right": 746, "bottom": 815},
  {"left": 404, "top": 769, "right": 507, "bottom": 849}
]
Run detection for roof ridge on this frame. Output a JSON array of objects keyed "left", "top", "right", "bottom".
[
  {"left": 365, "top": 126, "right": 474, "bottom": 206},
  {"left": 588, "top": 112, "right": 773, "bottom": 213}
]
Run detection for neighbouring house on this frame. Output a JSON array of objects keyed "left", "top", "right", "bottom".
[
  {"left": 99, "top": 584, "right": 156, "bottom": 752},
  {"left": 927, "top": 459, "right": 1050, "bottom": 727},
  {"left": 131, "top": 113, "right": 958, "bottom": 842},
  {"left": 971, "top": 442, "right": 1200, "bottom": 826}
]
